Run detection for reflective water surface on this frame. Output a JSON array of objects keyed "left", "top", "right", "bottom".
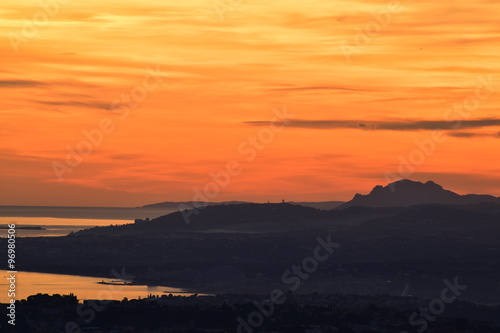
[{"left": 0, "top": 270, "right": 195, "bottom": 303}]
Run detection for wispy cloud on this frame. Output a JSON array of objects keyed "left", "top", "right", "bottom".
[
  {"left": 268, "top": 85, "right": 372, "bottom": 92},
  {"left": 448, "top": 131, "right": 500, "bottom": 138},
  {"left": 0, "top": 79, "right": 96, "bottom": 89},
  {"left": 32, "top": 100, "right": 110, "bottom": 110},
  {"left": 0, "top": 80, "right": 45, "bottom": 88},
  {"left": 245, "top": 118, "right": 500, "bottom": 132}
]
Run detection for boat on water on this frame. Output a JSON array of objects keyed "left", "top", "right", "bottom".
[{"left": 97, "top": 280, "right": 132, "bottom": 285}]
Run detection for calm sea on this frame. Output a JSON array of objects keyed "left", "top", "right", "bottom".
[
  {"left": 0, "top": 270, "right": 196, "bottom": 303},
  {"left": 0, "top": 217, "right": 131, "bottom": 237},
  {"left": 0, "top": 206, "right": 177, "bottom": 237},
  {"left": 0, "top": 207, "right": 187, "bottom": 302}
]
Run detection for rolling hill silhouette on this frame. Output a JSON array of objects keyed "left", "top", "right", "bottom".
[{"left": 142, "top": 200, "right": 344, "bottom": 210}]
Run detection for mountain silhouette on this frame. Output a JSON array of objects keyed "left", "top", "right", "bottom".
[
  {"left": 338, "top": 179, "right": 500, "bottom": 209},
  {"left": 72, "top": 179, "right": 500, "bottom": 237}
]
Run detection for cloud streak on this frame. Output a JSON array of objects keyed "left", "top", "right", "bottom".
[
  {"left": 245, "top": 118, "right": 500, "bottom": 132},
  {"left": 448, "top": 131, "right": 500, "bottom": 139},
  {"left": 32, "top": 100, "right": 110, "bottom": 110},
  {"left": 269, "top": 86, "right": 372, "bottom": 92},
  {"left": 0, "top": 80, "right": 45, "bottom": 88}
]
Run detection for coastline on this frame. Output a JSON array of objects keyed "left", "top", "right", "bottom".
[{"left": 1, "top": 268, "right": 204, "bottom": 295}]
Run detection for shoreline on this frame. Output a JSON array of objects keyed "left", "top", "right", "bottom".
[{"left": 0, "top": 268, "right": 204, "bottom": 295}]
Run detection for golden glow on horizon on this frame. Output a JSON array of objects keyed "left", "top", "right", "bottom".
[{"left": 1, "top": 0, "right": 500, "bottom": 206}]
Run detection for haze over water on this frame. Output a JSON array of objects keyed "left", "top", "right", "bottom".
[
  {"left": 0, "top": 206, "right": 177, "bottom": 236},
  {"left": 0, "top": 217, "right": 130, "bottom": 237}
]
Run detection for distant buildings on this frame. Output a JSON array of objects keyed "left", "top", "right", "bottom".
[{"left": 134, "top": 218, "right": 150, "bottom": 224}]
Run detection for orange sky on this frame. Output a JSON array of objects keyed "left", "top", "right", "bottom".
[{"left": 1, "top": 0, "right": 500, "bottom": 206}]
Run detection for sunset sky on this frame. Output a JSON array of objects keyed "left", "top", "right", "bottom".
[{"left": 1, "top": 0, "right": 500, "bottom": 206}]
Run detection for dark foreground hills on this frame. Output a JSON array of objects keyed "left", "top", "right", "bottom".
[
  {"left": 3, "top": 293, "right": 499, "bottom": 333},
  {"left": 2, "top": 179, "right": 500, "bottom": 306}
]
